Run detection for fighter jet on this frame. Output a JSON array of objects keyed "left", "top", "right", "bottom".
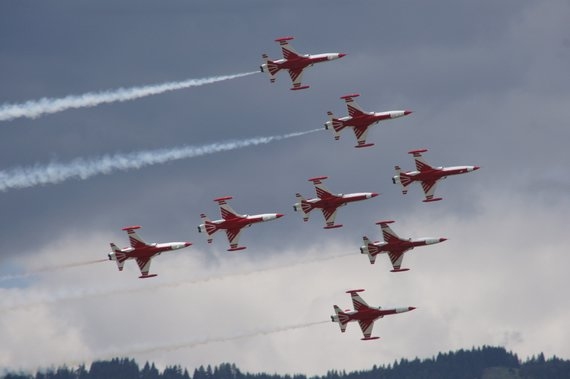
[
  {"left": 360, "top": 220, "right": 447, "bottom": 272},
  {"left": 293, "top": 176, "right": 378, "bottom": 229},
  {"left": 393, "top": 149, "right": 480, "bottom": 202},
  {"left": 325, "top": 93, "right": 412, "bottom": 148},
  {"left": 198, "top": 196, "right": 284, "bottom": 251},
  {"left": 108, "top": 226, "right": 192, "bottom": 279},
  {"left": 260, "top": 36, "right": 346, "bottom": 90},
  {"left": 331, "top": 289, "right": 416, "bottom": 340}
]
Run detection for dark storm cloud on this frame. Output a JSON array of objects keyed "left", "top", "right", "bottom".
[{"left": 1, "top": 0, "right": 567, "bottom": 261}]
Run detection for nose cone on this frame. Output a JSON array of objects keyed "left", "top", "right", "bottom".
[
  {"left": 184, "top": 242, "right": 192, "bottom": 247},
  {"left": 404, "top": 110, "right": 413, "bottom": 116},
  {"left": 370, "top": 193, "right": 379, "bottom": 198},
  {"left": 276, "top": 213, "right": 284, "bottom": 219},
  {"left": 473, "top": 166, "right": 480, "bottom": 171},
  {"left": 439, "top": 238, "right": 447, "bottom": 243},
  {"left": 408, "top": 306, "right": 416, "bottom": 311},
  {"left": 338, "top": 53, "right": 347, "bottom": 58}
]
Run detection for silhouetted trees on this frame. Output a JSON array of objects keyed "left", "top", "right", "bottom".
[{"left": 2, "top": 346, "right": 570, "bottom": 379}]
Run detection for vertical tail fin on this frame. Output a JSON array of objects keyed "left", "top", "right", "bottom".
[
  {"left": 261, "top": 54, "right": 279, "bottom": 83},
  {"left": 392, "top": 165, "right": 413, "bottom": 195},
  {"left": 331, "top": 305, "right": 349, "bottom": 332},
  {"left": 324, "top": 111, "right": 345, "bottom": 140},
  {"left": 109, "top": 243, "right": 126, "bottom": 271},
  {"left": 198, "top": 214, "right": 217, "bottom": 243},
  {"left": 360, "top": 237, "right": 378, "bottom": 264},
  {"left": 293, "top": 193, "right": 313, "bottom": 222}
]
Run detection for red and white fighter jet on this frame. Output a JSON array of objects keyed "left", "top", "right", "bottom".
[
  {"left": 360, "top": 221, "right": 447, "bottom": 272},
  {"left": 293, "top": 176, "right": 378, "bottom": 229},
  {"left": 198, "top": 196, "right": 284, "bottom": 251},
  {"left": 393, "top": 149, "right": 480, "bottom": 202},
  {"left": 325, "top": 94, "right": 412, "bottom": 148},
  {"left": 260, "top": 36, "right": 346, "bottom": 90},
  {"left": 331, "top": 289, "right": 416, "bottom": 340},
  {"left": 108, "top": 226, "right": 192, "bottom": 279}
]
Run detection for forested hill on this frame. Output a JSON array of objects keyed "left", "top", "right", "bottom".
[{"left": 3, "top": 346, "right": 570, "bottom": 379}]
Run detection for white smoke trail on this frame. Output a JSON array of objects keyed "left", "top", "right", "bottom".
[
  {"left": 0, "top": 259, "right": 107, "bottom": 281},
  {"left": 0, "top": 129, "right": 321, "bottom": 192},
  {"left": 0, "top": 72, "right": 258, "bottom": 122},
  {"left": 119, "top": 320, "right": 329, "bottom": 357},
  {"left": 60, "top": 320, "right": 329, "bottom": 369},
  {"left": 0, "top": 252, "right": 354, "bottom": 312}
]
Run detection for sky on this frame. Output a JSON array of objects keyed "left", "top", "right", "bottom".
[{"left": 1, "top": 0, "right": 569, "bottom": 375}]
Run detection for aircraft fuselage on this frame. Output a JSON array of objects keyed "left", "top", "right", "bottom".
[
  {"left": 209, "top": 213, "right": 283, "bottom": 231},
  {"left": 108, "top": 242, "right": 191, "bottom": 261},
  {"left": 405, "top": 166, "right": 478, "bottom": 183},
  {"left": 307, "top": 192, "right": 377, "bottom": 209}
]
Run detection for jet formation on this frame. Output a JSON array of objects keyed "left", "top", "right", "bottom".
[{"left": 95, "top": 37, "right": 481, "bottom": 344}]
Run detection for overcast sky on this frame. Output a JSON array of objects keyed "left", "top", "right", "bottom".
[{"left": 1, "top": 0, "right": 569, "bottom": 375}]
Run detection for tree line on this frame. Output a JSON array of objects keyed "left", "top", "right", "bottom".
[{"left": 3, "top": 346, "right": 570, "bottom": 379}]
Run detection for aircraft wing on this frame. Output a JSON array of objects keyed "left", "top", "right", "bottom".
[
  {"left": 388, "top": 252, "right": 405, "bottom": 271},
  {"left": 123, "top": 227, "right": 147, "bottom": 249},
  {"left": 358, "top": 319, "right": 375, "bottom": 339},
  {"left": 349, "top": 291, "right": 370, "bottom": 311},
  {"left": 311, "top": 178, "right": 335, "bottom": 199},
  {"left": 321, "top": 207, "right": 338, "bottom": 228},
  {"left": 412, "top": 151, "right": 433, "bottom": 171},
  {"left": 344, "top": 96, "right": 366, "bottom": 117},
  {"left": 216, "top": 197, "right": 243, "bottom": 220},
  {"left": 421, "top": 180, "right": 439, "bottom": 201},
  {"left": 225, "top": 228, "right": 243, "bottom": 250},
  {"left": 380, "top": 223, "right": 403, "bottom": 243},
  {"left": 352, "top": 126, "right": 371, "bottom": 148},
  {"left": 136, "top": 257, "right": 152, "bottom": 277},
  {"left": 287, "top": 68, "right": 305, "bottom": 90},
  {"left": 277, "top": 38, "right": 301, "bottom": 59}
]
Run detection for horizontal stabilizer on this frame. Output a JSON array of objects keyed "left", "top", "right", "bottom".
[
  {"left": 423, "top": 197, "right": 443, "bottom": 203},
  {"left": 122, "top": 225, "right": 141, "bottom": 231},
  {"left": 139, "top": 274, "right": 158, "bottom": 279},
  {"left": 346, "top": 289, "right": 365, "bottom": 294},
  {"left": 408, "top": 148, "right": 428, "bottom": 155}
]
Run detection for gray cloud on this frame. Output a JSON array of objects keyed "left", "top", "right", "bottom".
[{"left": 0, "top": 0, "right": 569, "bottom": 375}]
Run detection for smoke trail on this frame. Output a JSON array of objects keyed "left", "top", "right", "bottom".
[
  {"left": 0, "top": 252, "right": 354, "bottom": 311},
  {"left": 0, "top": 129, "right": 321, "bottom": 192},
  {"left": 121, "top": 320, "right": 329, "bottom": 357},
  {"left": 0, "top": 259, "right": 107, "bottom": 281},
  {"left": 0, "top": 72, "right": 257, "bottom": 122},
  {"left": 58, "top": 320, "right": 329, "bottom": 369}
]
